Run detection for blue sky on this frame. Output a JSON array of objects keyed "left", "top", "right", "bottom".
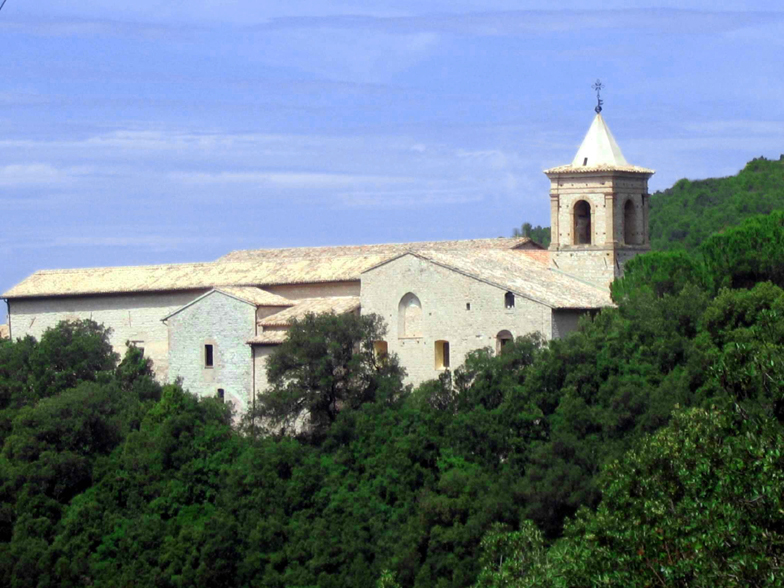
[{"left": 2, "top": 1, "right": 783, "bottom": 323}]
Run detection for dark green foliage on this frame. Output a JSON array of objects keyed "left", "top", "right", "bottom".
[
  {"left": 5, "top": 210, "right": 784, "bottom": 587},
  {"left": 701, "top": 210, "right": 784, "bottom": 290},
  {"left": 0, "top": 321, "right": 164, "bottom": 587},
  {"left": 611, "top": 250, "right": 713, "bottom": 300},
  {"left": 649, "top": 156, "right": 784, "bottom": 251},
  {"left": 475, "top": 408, "right": 784, "bottom": 587},
  {"left": 256, "top": 312, "right": 408, "bottom": 438},
  {"left": 512, "top": 223, "right": 551, "bottom": 248},
  {"left": 27, "top": 318, "right": 119, "bottom": 401}
]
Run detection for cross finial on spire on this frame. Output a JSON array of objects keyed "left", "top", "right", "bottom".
[{"left": 592, "top": 79, "right": 604, "bottom": 114}]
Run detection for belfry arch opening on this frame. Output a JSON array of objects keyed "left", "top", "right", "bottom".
[
  {"left": 624, "top": 199, "right": 642, "bottom": 245},
  {"left": 573, "top": 200, "right": 592, "bottom": 245},
  {"left": 398, "top": 293, "right": 423, "bottom": 338}
]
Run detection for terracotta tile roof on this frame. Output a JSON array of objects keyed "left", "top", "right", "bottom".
[
  {"left": 0, "top": 324, "right": 8, "bottom": 340},
  {"left": 247, "top": 331, "right": 288, "bottom": 345},
  {"left": 259, "top": 297, "right": 361, "bottom": 327},
  {"left": 217, "top": 287, "right": 294, "bottom": 307},
  {"left": 517, "top": 249, "right": 551, "bottom": 265},
  {"left": 3, "top": 238, "right": 533, "bottom": 299},
  {"left": 385, "top": 250, "right": 612, "bottom": 309}
]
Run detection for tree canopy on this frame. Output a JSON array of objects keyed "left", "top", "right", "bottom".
[
  {"left": 253, "top": 312, "right": 407, "bottom": 438},
  {"left": 3, "top": 206, "right": 784, "bottom": 586}
]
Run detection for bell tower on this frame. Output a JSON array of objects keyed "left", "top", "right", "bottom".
[{"left": 545, "top": 97, "right": 654, "bottom": 288}]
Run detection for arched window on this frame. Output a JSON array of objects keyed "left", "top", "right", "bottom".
[
  {"left": 435, "top": 340, "right": 450, "bottom": 369},
  {"left": 573, "top": 200, "right": 592, "bottom": 245},
  {"left": 624, "top": 199, "right": 641, "bottom": 245},
  {"left": 398, "top": 293, "right": 423, "bottom": 337},
  {"left": 496, "top": 330, "right": 513, "bottom": 355},
  {"left": 505, "top": 292, "right": 515, "bottom": 309}
]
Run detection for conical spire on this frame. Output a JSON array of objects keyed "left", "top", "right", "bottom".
[
  {"left": 544, "top": 113, "right": 653, "bottom": 175},
  {"left": 570, "top": 113, "right": 628, "bottom": 168}
]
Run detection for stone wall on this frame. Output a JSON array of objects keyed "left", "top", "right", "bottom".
[
  {"left": 548, "top": 171, "right": 650, "bottom": 288},
  {"left": 265, "top": 281, "right": 360, "bottom": 300},
  {"left": 166, "top": 291, "right": 256, "bottom": 414},
  {"left": 551, "top": 308, "right": 588, "bottom": 339},
  {"left": 552, "top": 248, "right": 617, "bottom": 289},
  {"left": 252, "top": 345, "right": 276, "bottom": 407},
  {"left": 7, "top": 290, "right": 205, "bottom": 380},
  {"left": 361, "top": 254, "right": 553, "bottom": 387}
]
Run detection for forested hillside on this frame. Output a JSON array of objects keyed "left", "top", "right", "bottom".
[
  {"left": 3, "top": 212, "right": 784, "bottom": 587},
  {"left": 649, "top": 155, "right": 784, "bottom": 251},
  {"left": 515, "top": 155, "right": 784, "bottom": 251}
]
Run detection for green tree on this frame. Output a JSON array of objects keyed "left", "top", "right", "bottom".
[
  {"left": 473, "top": 408, "right": 784, "bottom": 587},
  {"left": 512, "top": 223, "right": 551, "bottom": 248},
  {"left": 256, "top": 313, "right": 407, "bottom": 438},
  {"left": 701, "top": 210, "right": 784, "bottom": 290},
  {"left": 28, "top": 319, "right": 119, "bottom": 401},
  {"left": 649, "top": 156, "right": 784, "bottom": 252}
]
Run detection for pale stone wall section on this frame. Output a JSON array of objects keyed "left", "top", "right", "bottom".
[
  {"left": 552, "top": 249, "right": 617, "bottom": 289},
  {"left": 166, "top": 291, "right": 256, "bottom": 414},
  {"left": 265, "top": 281, "right": 360, "bottom": 300},
  {"left": 252, "top": 346, "right": 276, "bottom": 408},
  {"left": 552, "top": 309, "right": 588, "bottom": 339},
  {"left": 7, "top": 291, "right": 205, "bottom": 380},
  {"left": 361, "top": 255, "right": 553, "bottom": 387}
]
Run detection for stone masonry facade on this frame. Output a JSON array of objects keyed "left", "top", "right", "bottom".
[
  {"left": 361, "top": 254, "right": 555, "bottom": 385},
  {"left": 7, "top": 291, "right": 204, "bottom": 380},
  {"left": 3, "top": 112, "right": 654, "bottom": 417},
  {"left": 166, "top": 291, "right": 256, "bottom": 414}
]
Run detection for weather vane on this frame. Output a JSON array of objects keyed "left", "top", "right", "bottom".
[{"left": 592, "top": 79, "right": 604, "bottom": 114}]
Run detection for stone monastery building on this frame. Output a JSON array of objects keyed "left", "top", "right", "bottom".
[{"left": 2, "top": 113, "right": 653, "bottom": 414}]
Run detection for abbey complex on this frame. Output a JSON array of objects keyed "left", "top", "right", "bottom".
[{"left": 1, "top": 113, "right": 653, "bottom": 414}]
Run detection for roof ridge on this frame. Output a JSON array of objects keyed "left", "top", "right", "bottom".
[
  {"left": 220, "top": 236, "right": 530, "bottom": 259},
  {"left": 33, "top": 260, "right": 221, "bottom": 275}
]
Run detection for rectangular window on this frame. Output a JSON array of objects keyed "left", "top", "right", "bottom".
[
  {"left": 131, "top": 340, "right": 144, "bottom": 356},
  {"left": 466, "top": 302, "right": 471, "bottom": 310},
  {"left": 435, "top": 340, "right": 450, "bottom": 370},
  {"left": 373, "top": 341, "right": 389, "bottom": 362},
  {"left": 217, "top": 388, "right": 225, "bottom": 402},
  {"left": 204, "top": 344, "right": 214, "bottom": 368}
]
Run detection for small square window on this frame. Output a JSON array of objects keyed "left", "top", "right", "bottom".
[{"left": 204, "top": 344, "right": 214, "bottom": 368}]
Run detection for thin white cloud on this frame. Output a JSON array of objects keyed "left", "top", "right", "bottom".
[
  {"left": 0, "top": 164, "right": 79, "bottom": 187},
  {"left": 256, "top": 9, "right": 784, "bottom": 37},
  {"left": 683, "top": 120, "right": 784, "bottom": 135},
  {"left": 338, "top": 187, "right": 483, "bottom": 208},
  {"left": 168, "top": 170, "right": 412, "bottom": 188},
  {"left": 0, "top": 229, "right": 224, "bottom": 252}
]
